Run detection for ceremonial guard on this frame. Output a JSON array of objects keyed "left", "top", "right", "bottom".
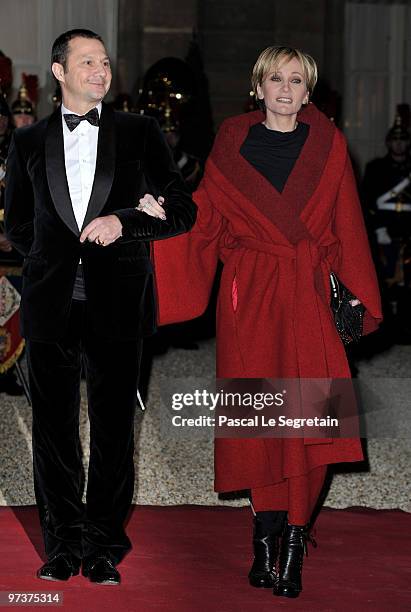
[
  {"left": 137, "top": 57, "right": 211, "bottom": 357},
  {"left": 11, "top": 82, "right": 36, "bottom": 129},
  {"left": 0, "top": 88, "right": 24, "bottom": 395},
  {"left": 0, "top": 94, "right": 12, "bottom": 196},
  {"left": 361, "top": 107, "right": 411, "bottom": 341},
  {"left": 137, "top": 56, "right": 213, "bottom": 190}
]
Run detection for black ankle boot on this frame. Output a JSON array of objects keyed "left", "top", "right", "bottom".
[
  {"left": 248, "top": 516, "right": 280, "bottom": 588},
  {"left": 275, "top": 523, "right": 316, "bottom": 598}
]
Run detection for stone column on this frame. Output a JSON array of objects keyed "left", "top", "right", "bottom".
[{"left": 117, "top": 0, "right": 198, "bottom": 97}]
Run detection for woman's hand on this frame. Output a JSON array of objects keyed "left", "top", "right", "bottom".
[{"left": 136, "top": 194, "right": 166, "bottom": 220}]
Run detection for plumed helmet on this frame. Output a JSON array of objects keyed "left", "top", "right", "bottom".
[
  {"left": 0, "top": 50, "right": 13, "bottom": 95},
  {"left": 137, "top": 57, "right": 196, "bottom": 130},
  {"left": 386, "top": 104, "right": 410, "bottom": 141},
  {"left": 11, "top": 83, "right": 34, "bottom": 115}
]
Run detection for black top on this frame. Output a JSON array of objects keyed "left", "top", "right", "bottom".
[{"left": 240, "top": 121, "right": 309, "bottom": 193}]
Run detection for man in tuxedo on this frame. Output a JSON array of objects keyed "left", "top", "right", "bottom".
[{"left": 5, "top": 29, "right": 196, "bottom": 585}]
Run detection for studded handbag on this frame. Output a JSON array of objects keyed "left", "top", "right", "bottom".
[{"left": 330, "top": 272, "right": 365, "bottom": 344}]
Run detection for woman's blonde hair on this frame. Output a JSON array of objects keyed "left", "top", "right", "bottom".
[{"left": 251, "top": 46, "right": 318, "bottom": 100}]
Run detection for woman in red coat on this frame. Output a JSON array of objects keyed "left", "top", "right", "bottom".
[{"left": 149, "top": 46, "right": 382, "bottom": 598}]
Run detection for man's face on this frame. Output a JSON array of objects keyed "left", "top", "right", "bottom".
[
  {"left": 13, "top": 114, "right": 34, "bottom": 129},
  {"left": 387, "top": 136, "right": 410, "bottom": 157},
  {"left": 53, "top": 36, "right": 112, "bottom": 106},
  {"left": 165, "top": 130, "right": 180, "bottom": 150}
]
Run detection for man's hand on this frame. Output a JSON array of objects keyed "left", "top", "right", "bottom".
[
  {"left": 0, "top": 233, "right": 12, "bottom": 252},
  {"left": 80, "top": 214, "right": 123, "bottom": 246},
  {"left": 136, "top": 194, "right": 166, "bottom": 220}
]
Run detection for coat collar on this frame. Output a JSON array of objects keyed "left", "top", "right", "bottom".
[
  {"left": 45, "top": 102, "right": 116, "bottom": 236},
  {"left": 212, "top": 104, "right": 336, "bottom": 244}
]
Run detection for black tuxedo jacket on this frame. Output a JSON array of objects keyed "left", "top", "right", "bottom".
[{"left": 4, "top": 103, "right": 196, "bottom": 341}]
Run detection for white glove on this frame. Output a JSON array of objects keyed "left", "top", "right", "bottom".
[{"left": 375, "top": 226, "right": 391, "bottom": 245}]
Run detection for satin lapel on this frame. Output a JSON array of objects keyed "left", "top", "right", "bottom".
[
  {"left": 213, "top": 106, "right": 335, "bottom": 245},
  {"left": 45, "top": 108, "right": 79, "bottom": 235},
  {"left": 81, "top": 103, "right": 116, "bottom": 230}
]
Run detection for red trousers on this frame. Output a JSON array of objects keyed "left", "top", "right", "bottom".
[{"left": 251, "top": 465, "right": 327, "bottom": 525}]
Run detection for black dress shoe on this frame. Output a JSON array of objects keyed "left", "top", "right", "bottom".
[
  {"left": 37, "top": 554, "right": 80, "bottom": 581},
  {"left": 82, "top": 556, "right": 120, "bottom": 585},
  {"left": 0, "top": 369, "right": 24, "bottom": 396},
  {"left": 248, "top": 515, "right": 281, "bottom": 589},
  {"left": 275, "top": 524, "right": 316, "bottom": 598}
]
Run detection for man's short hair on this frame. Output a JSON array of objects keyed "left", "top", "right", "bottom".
[
  {"left": 51, "top": 29, "right": 104, "bottom": 72},
  {"left": 251, "top": 46, "right": 318, "bottom": 100}
]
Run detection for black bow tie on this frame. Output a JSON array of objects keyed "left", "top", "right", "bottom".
[{"left": 63, "top": 108, "right": 99, "bottom": 131}]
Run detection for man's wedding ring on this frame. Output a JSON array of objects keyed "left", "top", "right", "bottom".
[{"left": 96, "top": 237, "right": 104, "bottom": 246}]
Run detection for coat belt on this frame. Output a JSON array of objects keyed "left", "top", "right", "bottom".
[
  {"left": 236, "top": 236, "right": 329, "bottom": 268},
  {"left": 234, "top": 236, "right": 333, "bottom": 378}
]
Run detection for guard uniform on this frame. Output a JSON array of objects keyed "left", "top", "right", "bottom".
[
  {"left": 361, "top": 110, "right": 411, "bottom": 340},
  {"left": 0, "top": 91, "right": 24, "bottom": 394}
]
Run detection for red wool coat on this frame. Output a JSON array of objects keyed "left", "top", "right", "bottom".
[{"left": 153, "top": 105, "right": 382, "bottom": 493}]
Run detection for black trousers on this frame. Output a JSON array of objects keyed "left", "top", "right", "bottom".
[{"left": 26, "top": 300, "right": 142, "bottom": 564}]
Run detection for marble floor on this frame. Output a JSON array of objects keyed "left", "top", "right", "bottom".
[{"left": 0, "top": 339, "right": 410, "bottom": 512}]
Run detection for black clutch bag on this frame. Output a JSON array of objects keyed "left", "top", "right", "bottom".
[{"left": 330, "top": 272, "right": 365, "bottom": 344}]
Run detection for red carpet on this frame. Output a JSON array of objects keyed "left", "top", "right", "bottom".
[{"left": 0, "top": 506, "right": 409, "bottom": 611}]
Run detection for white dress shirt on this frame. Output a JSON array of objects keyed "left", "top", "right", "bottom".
[{"left": 61, "top": 102, "right": 101, "bottom": 231}]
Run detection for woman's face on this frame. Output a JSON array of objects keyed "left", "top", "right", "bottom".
[{"left": 257, "top": 56, "right": 309, "bottom": 119}]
